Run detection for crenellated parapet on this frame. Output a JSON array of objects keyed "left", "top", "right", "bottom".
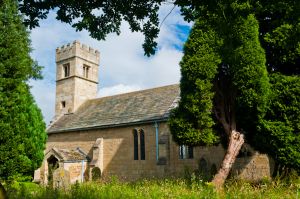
[{"left": 56, "top": 40, "right": 100, "bottom": 64}]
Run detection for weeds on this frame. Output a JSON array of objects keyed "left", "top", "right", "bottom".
[{"left": 6, "top": 176, "right": 299, "bottom": 199}]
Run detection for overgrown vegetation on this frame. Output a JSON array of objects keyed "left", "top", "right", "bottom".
[
  {"left": 256, "top": 73, "right": 300, "bottom": 173},
  {"left": 6, "top": 177, "right": 300, "bottom": 199}
]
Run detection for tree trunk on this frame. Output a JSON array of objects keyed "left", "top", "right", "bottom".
[
  {"left": 0, "top": 182, "right": 7, "bottom": 199},
  {"left": 212, "top": 130, "right": 244, "bottom": 188}
]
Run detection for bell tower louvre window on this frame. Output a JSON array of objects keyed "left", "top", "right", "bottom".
[{"left": 63, "top": 63, "right": 70, "bottom": 77}]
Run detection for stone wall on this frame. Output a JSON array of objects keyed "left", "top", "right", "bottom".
[
  {"left": 44, "top": 121, "right": 274, "bottom": 182},
  {"left": 63, "top": 162, "right": 87, "bottom": 183}
]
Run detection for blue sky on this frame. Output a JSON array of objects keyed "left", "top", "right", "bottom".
[{"left": 29, "top": 5, "right": 191, "bottom": 124}]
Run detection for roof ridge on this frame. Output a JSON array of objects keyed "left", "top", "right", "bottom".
[{"left": 90, "top": 83, "right": 179, "bottom": 101}]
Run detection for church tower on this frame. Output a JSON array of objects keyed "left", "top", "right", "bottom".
[{"left": 55, "top": 41, "right": 100, "bottom": 118}]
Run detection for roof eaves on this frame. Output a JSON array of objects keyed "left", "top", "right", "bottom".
[{"left": 47, "top": 116, "right": 169, "bottom": 134}]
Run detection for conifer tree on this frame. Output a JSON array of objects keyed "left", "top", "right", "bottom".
[
  {"left": 169, "top": 7, "right": 270, "bottom": 187},
  {"left": 256, "top": 74, "right": 300, "bottom": 173},
  {"left": 0, "top": 0, "right": 46, "bottom": 189}
]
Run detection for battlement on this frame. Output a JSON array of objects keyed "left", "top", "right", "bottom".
[
  {"left": 56, "top": 40, "right": 100, "bottom": 64},
  {"left": 56, "top": 40, "right": 100, "bottom": 55}
]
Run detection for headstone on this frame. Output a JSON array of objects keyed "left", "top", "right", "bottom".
[{"left": 53, "top": 167, "right": 70, "bottom": 189}]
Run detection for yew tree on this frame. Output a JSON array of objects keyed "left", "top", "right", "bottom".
[
  {"left": 0, "top": 0, "right": 47, "bottom": 190},
  {"left": 255, "top": 74, "right": 300, "bottom": 173},
  {"left": 169, "top": 6, "right": 270, "bottom": 186}
]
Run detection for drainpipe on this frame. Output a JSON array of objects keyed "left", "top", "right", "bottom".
[
  {"left": 154, "top": 122, "right": 159, "bottom": 161},
  {"left": 81, "top": 160, "right": 85, "bottom": 183}
]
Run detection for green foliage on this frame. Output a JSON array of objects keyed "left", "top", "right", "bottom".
[
  {"left": 6, "top": 179, "right": 300, "bottom": 199},
  {"left": 256, "top": 74, "right": 300, "bottom": 172},
  {"left": 177, "top": 0, "right": 300, "bottom": 74},
  {"left": 0, "top": 83, "right": 47, "bottom": 180},
  {"left": 169, "top": 19, "right": 222, "bottom": 146},
  {"left": 256, "top": 0, "right": 300, "bottom": 75},
  {"left": 228, "top": 14, "right": 270, "bottom": 133},
  {"left": 0, "top": 0, "right": 46, "bottom": 180},
  {"left": 169, "top": 8, "right": 269, "bottom": 147},
  {"left": 170, "top": 1, "right": 299, "bottom": 174},
  {"left": 0, "top": 0, "right": 42, "bottom": 81}
]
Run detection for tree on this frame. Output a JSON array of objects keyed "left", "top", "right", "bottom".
[
  {"left": 169, "top": 5, "right": 270, "bottom": 186},
  {"left": 255, "top": 0, "right": 300, "bottom": 75},
  {"left": 255, "top": 74, "right": 300, "bottom": 173},
  {"left": 0, "top": 0, "right": 46, "bottom": 191},
  {"left": 17, "top": 0, "right": 299, "bottom": 186}
]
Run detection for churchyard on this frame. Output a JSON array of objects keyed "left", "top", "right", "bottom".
[{"left": 5, "top": 175, "right": 300, "bottom": 199}]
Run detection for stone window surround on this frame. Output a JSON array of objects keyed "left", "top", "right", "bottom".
[
  {"left": 83, "top": 64, "right": 90, "bottom": 78},
  {"left": 61, "top": 101, "right": 66, "bottom": 109},
  {"left": 179, "top": 145, "right": 194, "bottom": 159},
  {"left": 132, "top": 128, "right": 146, "bottom": 160},
  {"left": 63, "top": 63, "right": 70, "bottom": 77}
]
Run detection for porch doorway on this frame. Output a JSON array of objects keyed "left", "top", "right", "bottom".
[{"left": 47, "top": 155, "right": 59, "bottom": 185}]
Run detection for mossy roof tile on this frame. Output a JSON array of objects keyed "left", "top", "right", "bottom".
[{"left": 48, "top": 84, "right": 179, "bottom": 133}]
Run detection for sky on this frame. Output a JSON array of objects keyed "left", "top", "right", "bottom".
[{"left": 29, "top": 4, "right": 191, "bottom": 125}]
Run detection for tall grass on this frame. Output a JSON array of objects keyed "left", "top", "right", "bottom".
[{"left": 6, "top": 176, "right": 299, "bottom": 199}]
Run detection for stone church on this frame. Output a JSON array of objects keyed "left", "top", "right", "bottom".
[{"left": 34, "top": 41, "right": 274, "bottom": 186}]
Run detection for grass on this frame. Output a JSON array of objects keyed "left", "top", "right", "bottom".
[{"left": 6, "top": 176, "right": 300, "bottom": 199}]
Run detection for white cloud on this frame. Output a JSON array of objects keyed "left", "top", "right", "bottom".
[
  {"left": 29, "top": 4, "right": 191, "bottom": 124},
  {"left": 98, "top": 84, "right": 141, "bottom": 97}
]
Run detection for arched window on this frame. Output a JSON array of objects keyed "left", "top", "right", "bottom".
[
  {"left": 91, "top": 167, "right": 101, "bottom": 181},
  {"left": 140, "top": 129, "right": 145, "bottom": 160},
  {"left": 133, "top": 129, "right": 138, "bottom": 160},
  {"left": 179, "top": 145, "right": 193, "bottom": 159}
]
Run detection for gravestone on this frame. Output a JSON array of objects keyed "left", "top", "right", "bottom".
[{"left": 53, "top": 167, "right": 70, "bottom": 189}]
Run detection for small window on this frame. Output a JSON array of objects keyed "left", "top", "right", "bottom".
[
  {"left": 61, "top": 101, "right": 66, "bottom": 109},
  {"left": 83, "top": 65, "right": 90, "bottom": 78},
  {"left": 133, "top": 129, "right": 138, "bottom": 160},
  {"left": 179, "top": 145, "right": 193, "bottom": 159},
  {"left": 140, "top": 129, "right": 145, "bottom": 160},
  {"left": 63, "top": 63, "right": 70, "bottom": 77}
]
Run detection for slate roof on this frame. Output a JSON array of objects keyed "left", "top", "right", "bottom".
[
  {"left": 48, "top": 84, "right": 180, "bottom": 133},
  {"left": 47, "top": 147, "right": 88, "bottom": 162}
]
